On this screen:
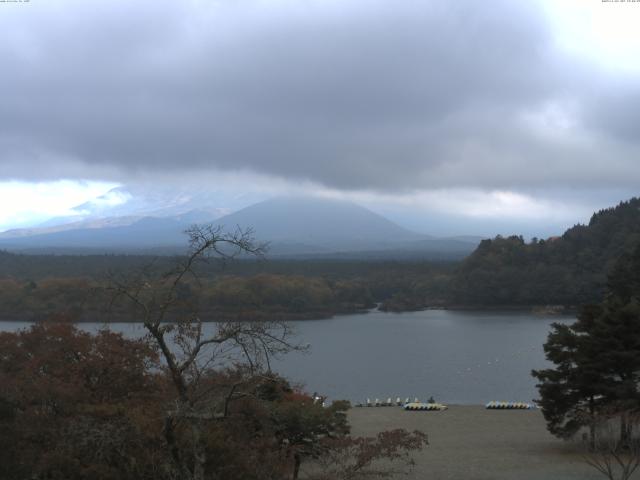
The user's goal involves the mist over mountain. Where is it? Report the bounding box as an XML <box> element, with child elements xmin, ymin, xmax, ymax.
<box><xmin>38</xmin><ymin>185</ymin><xmax>267</xmax><ymax>229</ymax></box>
<box><xmin>215</xmin><ymin>196</ymin><xmax>420</xmax><ymax>246</ymax></box>
<box><xmin>0</xmin><ymin>196</ymin><xmax>480</xmax><ymax>258</ymax></box>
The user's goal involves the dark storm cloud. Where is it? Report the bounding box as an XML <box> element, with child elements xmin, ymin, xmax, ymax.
<box><xmin>583</xmin><ymin>80</ymin><xmax>640</xmax><ymax>143</ymax></box>
<box><xmin>0</xmin><ymin>0</ymin><xmax>639</xmax><ymax>190</ymax></box>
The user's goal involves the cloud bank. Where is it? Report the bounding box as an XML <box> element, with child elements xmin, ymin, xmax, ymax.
<box><xmin>1</xmin><ymin>0</ymin><xmax>639</xmax><ymax>194</ymax></box>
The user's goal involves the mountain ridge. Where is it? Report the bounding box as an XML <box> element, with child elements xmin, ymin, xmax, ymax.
<box><xmin>0</xmin><ymin>196</ymin><xmax>480</xmax><ymax>259</ymax></box>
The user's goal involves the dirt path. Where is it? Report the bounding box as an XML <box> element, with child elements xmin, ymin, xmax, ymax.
<box><xmin>347</xmin><ymin>406</ymin><xmax>606</xmax><ymax>480</ymax></box>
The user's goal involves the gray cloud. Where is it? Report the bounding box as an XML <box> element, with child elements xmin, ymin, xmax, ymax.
<box><xmin>0</xmin><ymin>0</ymin><xmax>639</xmax><ymax>192</ymax></box>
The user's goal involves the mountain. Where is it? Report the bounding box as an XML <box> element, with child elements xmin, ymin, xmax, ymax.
<box><xmin>0</xmin><ymin>217</ymin><xmax>192</xmax><ymax>252</ymax></box>
<box><xmin>213</xmin><ymin>196</ymin><xmax>421</xmax><ymax>249</ymax></box>
<box><xmin>0</xmin><ymin>216</ymin><xmax>144</xmax><ymax>239</ymax></box>
<box><xmin>187</xmin><ymin>196</ymin><xmax>481</xmax><ymax>257</ymax></box>
<box><xmin>0</xmin><ymin>196</ymin><xmax>480</xmax><ymax>258</ymax></box>
<box><xmin>38</xmin><ymin>185</ymin><xmax>266</xmax><ymax>229</ymax></box>
<box><xmin>450</xmin><ymin>197</ymin><xmax>640</xmax><ymax>306</ymax></box>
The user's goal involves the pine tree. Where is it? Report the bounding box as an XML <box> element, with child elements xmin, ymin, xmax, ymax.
<box><xmin>532</xmin><ymin>306</ymin><xmax>606</xmax><ymax>442</ymax></box>
<box><xmin>533</xmin><ymin>244</ymin><xmax>640</xmax><ymax>444</ymax></box>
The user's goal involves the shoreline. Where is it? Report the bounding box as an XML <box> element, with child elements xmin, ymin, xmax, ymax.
<box><xmin>423</xmin><ymin>304</ymin><xmax>578</xmax><ymax>315</ymax></box>
<box><xmin>0</xmin><ymin>305</ymin><xmax>576</xmax><ymax>324</ymax></box>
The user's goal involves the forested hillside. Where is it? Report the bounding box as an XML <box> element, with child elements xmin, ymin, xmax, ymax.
<box><xmin>451</xmin><ymin>198</ymin><xmax>640</xmax><ymax>306</ymax></box>
<box><xmin>0</xmin><ymin>250</ymin><xmax>453</xmax><ymax>321</ymax></box>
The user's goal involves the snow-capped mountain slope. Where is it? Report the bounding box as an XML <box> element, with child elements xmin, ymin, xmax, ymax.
<box><xmin>0</xmin><ymin>196</ymin><xmax>480</xmax><ymax>258</ymax></box>
<box><xmin>39</xmin><ymin>185</ymin><xmax>266</xmax><ymax>228</ymax></box>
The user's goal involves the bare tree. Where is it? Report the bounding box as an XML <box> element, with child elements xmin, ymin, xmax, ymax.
<box><xmin>581</xmin><ymin>409</ymin><xmax>640</xmax><ymax>480</ymax></box>
<box><xmin>307</xmin><ymin>429</ymin><xmax>428</xmax><ymax>480</ymax></box>
<box><xmin>109</xmin><ymin>225</ymin><xmax>303</xmax><ymax>480</ymax></box>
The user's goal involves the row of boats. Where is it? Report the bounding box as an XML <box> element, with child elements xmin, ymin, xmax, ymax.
<box><xmin>485</xmin><ymin>401</ymin><xmax>534</xmax><ymax>409</ymax></box>
<box><xmin>404</xmin><ymin>402</ymin><xmax>448</xmax><ymax>411</ymax></box>
<box><xmin>355</xmin><ymin>397</ymin><xmax>428</xmax><ymax>407</ymax></box>
<box><xmin>354</xmin><ymin>397</ymin><xmax>535</xmax><ymax>411</ymax></box>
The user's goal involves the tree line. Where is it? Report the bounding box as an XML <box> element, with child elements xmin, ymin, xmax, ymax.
<box><xmin>451</xmin><ymin>198</ymin><xmax>640</xmax><ymax>307</ymax></box>
<box><xmin>0</xmin><ymin>274</ymin><xmax>378</xmax><ymax>322</ymax></box>
<box><xmin>0</xmin><ymin>252</ymin><xmax>454</xmax><ymax>321</ymax></box>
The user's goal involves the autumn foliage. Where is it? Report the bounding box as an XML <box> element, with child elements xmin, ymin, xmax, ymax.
<box><xmin>0</xmin><ymin>322</ymin><xmax>165</xmax><ymax>479</ymax></box>
<box><xmin>0</xmin><ymin>322</ymin><xmax>426</xmax><ymax>480</ymax></box>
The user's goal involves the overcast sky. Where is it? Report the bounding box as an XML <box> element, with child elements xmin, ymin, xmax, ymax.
<box><xmin>1</xmin><ymin>0</ymin><xmax>639</xmax><ymax>235</ymax></box>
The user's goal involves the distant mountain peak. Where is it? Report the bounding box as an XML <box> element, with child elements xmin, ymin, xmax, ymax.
<box><xmin>0</xmin><ymin>194</ymin><xmax>479</xmax><ymax>259</ymax></box>
<box><xmin>212</xmin><ymin>195</ymin><xmax>422</xmax><ymax>248</ymax></box>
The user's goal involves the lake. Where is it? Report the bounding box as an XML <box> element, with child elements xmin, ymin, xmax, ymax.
<box><xmin>0</xmin><ymin>309</ymin><xmax>571</xmax><ymax>405</ymax></box>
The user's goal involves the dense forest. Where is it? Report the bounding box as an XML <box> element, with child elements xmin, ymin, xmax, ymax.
<box><xmin>1</xmin><ymin>197</ymin><xmax>639</xmax><ymax>320</ymax></box>
<box><xmin>0</xmin><ymin>251</ymin><xmax>454</xmax><ymax>321</ymax></box>
<box><xmin>450</xmin><ymin>197</ymin><xmax>640</xmax><ymax>307</ymax></box>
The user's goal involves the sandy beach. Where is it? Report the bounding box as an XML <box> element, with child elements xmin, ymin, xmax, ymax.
<box><xmin>347</xmin><ymin>406</ymin><xmax>605</xmax><ymax>480</ymax></box>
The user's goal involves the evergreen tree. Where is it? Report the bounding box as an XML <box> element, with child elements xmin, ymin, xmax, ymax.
<box><xmin>532</xmin><ymin>306</ymin><xmax>607</xmax><ymax>441</ymax></box>
<box><xmin>533</xmin><ymin>244</ymin><xmax>640</xmax><ymax>443</ymax></box>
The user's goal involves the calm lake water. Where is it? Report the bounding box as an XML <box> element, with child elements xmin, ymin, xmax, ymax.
<box><xmin>0</xmin><ymin>309</ymin><xmax>571</xmax><ymax>405</ymax></box>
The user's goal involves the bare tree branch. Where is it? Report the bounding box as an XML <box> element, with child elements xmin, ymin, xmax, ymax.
<box><xmin>106</xmin><ymin>224</ymin><xmax>300</xmax><ymax>480</ymax></box>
